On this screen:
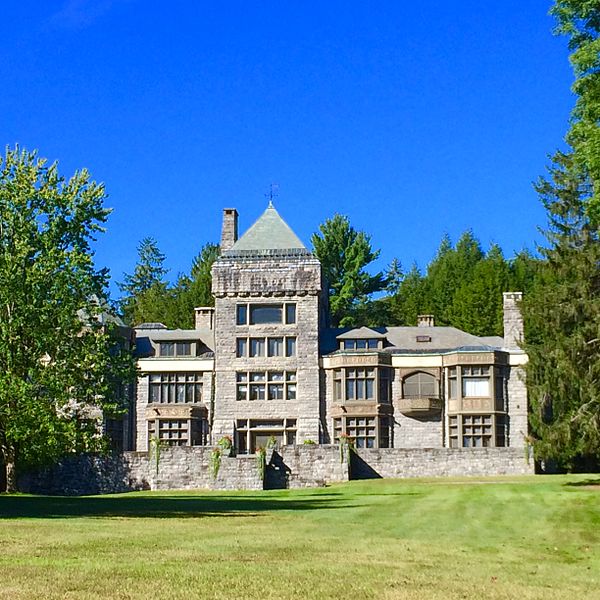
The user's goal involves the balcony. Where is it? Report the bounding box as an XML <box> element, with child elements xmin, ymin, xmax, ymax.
<box><xmin>398</xmin><ymin>396</ymin><xmax>443</xmax><ymax>417</ymax></box>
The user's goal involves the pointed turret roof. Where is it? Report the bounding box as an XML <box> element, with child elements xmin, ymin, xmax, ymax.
<box><xmin>222</xmin><ymin>203</ymin><xmax>311</xmax><ymax>258</ymax></box>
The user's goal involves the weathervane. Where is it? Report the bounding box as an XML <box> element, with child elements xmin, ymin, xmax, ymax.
<box><xmin>265</xmin><ymin>183</ymin><xmax>279</xmax><ymax>207</ymax></box>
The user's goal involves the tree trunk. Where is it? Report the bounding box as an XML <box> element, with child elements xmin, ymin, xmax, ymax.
<box><xmin>4</xmin><ymin>447</ymin><xmax>17</xmax><ymax>493</ymax></box>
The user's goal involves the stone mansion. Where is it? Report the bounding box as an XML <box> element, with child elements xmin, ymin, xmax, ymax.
<box><xmin>127</xmin><ymin>204</ymin><xmax>529</xmax><ymax>458</ymax></box>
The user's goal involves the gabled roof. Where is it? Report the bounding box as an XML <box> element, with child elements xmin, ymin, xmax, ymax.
<box><xmin>337</xmin><ymin>327</ymin><xmax>387</xmax><ymax>340</ymax></box>
<box><xmin>222</xmin><ymin>203</ymin><xmax>312</xmax><ymax>258</ymax></box>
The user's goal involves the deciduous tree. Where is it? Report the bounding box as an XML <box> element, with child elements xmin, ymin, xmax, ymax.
<box><xmin>0</xmin><ymin>147</ymin><xmax>135</xmax><ymax>492</ymax></box>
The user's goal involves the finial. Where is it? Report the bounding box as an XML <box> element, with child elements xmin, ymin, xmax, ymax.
<box><xmin>265</xmin><ymin>182</ymin><xmax>279</xmax><ymax>207</ymax></box>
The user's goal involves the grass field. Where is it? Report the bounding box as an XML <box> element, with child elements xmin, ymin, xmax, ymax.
<box><xmin>0</xmin><ymin>475</ymin><xmax>599</xmax><ymax>599</ymax></box>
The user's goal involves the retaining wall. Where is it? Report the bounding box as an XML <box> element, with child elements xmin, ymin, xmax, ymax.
<box><xmin>18</xmin><ymin>446</ymin><xmax>532</xmax><ymax>495</ymax></box>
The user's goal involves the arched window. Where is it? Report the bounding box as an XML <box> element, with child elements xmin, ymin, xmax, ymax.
<box><xmin>403</xmin><ymin>372</ymin><xmax>438</xmax><ymax>398</ymax></box>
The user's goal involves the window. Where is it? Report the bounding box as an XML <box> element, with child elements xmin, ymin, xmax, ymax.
<box><xmin>285</xmin><ymin>304</ymin><xmax>296</xmax><ymax>324</ymax></box>
<box><xmin>236</xmin><ymin>336</ymin><xmax>296</xmax><ymax>358</ymax></box>
<box><xmin>448</xmin><ymin>413</ymin><xmax>506</xmax><ymax>448</ymax></box>
<box><xmin>403</xmin><ymin>372</ymin><xmax>438</xmax><ymax>398</ymax></box>
<box><xmin>159</xmin><ymin>342</ymin><xmax>175</xmax><ymax>357</ymax></box>
<box><xmin>333</xmin><ymin>415</ymin><xmax>390</xmax><ymax>448</ymax></box>
<box><xmin>236</xmin><ymin>304</ymin><xmax>247</xmax><ymax>325</ymax></box>
<box><xmin>342</xmin><ymin>339</ymin><xmax>379</xmax><ymax>350</ymax></box>
<box><xmin>236</xmin><ymin>371</ymin><xmax>297</xmax><ymax>401</ymax></box>
<box><xmin>159</xmin><ymin>341</ymin><xmax>194</xmax><ymax>357</ymax></box>
<box><xmin>148</xmin><ymin>373</ymin><xmax>203</xmax><ymax>403</ymax></box>
<box><xmin>176</xmin><ymin>342</ymin><xmax>192</xmax><ymax>356</ymax></box>
<box><xmin>379</xmin><ymin>368</ymin><xmax>391</xmax><ymax>404</ymax></box>
<box><xmin>448</xmin><ymin>367</ymin><xmax>458</xmax><ymax>399</ymax></box>
<box><xmin>268</xmin><ymin>337</ymin><xmax>283</xmax><ymax>357</ymax></box>
<box><xmin>334</xmin><ymin>368</ymin><xmax>384</xmax><ymax>402</ymax></box>
<box><xmin>250</xmin><ymin>304</ymin><xmax>282</xmax><ymax>324</ymax></box>
<box><xmin>236</xmin><ymin>338</ymin><xmax>247</xmax><ymax>358</ymax></box>
<box><xmin>461</xmin><ymin>366</ymin><xmax>490</xmax><ymax>397</ymax></box>
<box><xmin>148</xmin><ymin>418</ymin><xmax>207</xmax><ymax>447</ymax></box>
<box><xmin>286</xmin><ymin>337</ymin><xmax>296</xmax><ymax>357</ymax></box>
<box><xmin>236</xmin><ymin>303</ymin><xmax>296</xmax><ymax>325</ymax></box>
<box><xmin>250</xmin><ymin>338</ymin><xmax>266</xmax><ymax>357</ymax></box>
<box><xmin>236</xmin><ymin>418</ymin><xmax>297</xmax><ymax>454</ymax></box>
<box><xmin>345</xmin><ymin>368</ymin><xmax>375</xmax><ymax>401</ymax></box>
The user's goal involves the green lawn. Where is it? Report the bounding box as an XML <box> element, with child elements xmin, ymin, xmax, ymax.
<box><xmin>0</xmin><ymin>475</ymin><xmax>599</xmax><ymax>599</ymax></box>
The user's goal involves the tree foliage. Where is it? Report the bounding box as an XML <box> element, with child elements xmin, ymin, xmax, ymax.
<box><xmin>524</xmin><ymin>151</ymin><xmax>600</xmax><ymax>468</ymax></box>
<box><xmin>311</xmin><ymin>214</ymin><xmax>387</xmax><ymax>327</ymax></box>
<box><xmin>0</xmin><ymin>147</ymin><xmax>135</xmax><ymax>492</ymax></box>
<box><xmin>551</xmin><ymin>0</ymin><xmax>600</xmax><ymax>225</ymax></box>
<box><xmin>118</xmin><ymin>241</ymin><xmax>219</xmax><ymax>329</ymax></box>
<box><xmin>118</xmin><ymin>237</ymin><xmax>168</xmax><ymax>326</ymax></box>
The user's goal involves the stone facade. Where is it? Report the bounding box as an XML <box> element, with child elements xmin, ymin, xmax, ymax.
<box><xmin>117</xmin><ymin>204</ymin><xmax>532</xmax><ymax>489</ymax></box>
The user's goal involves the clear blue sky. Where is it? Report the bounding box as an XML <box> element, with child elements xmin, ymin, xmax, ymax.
<box><xmin>1</xmin><ymin>1</ymin><xmax>574</xmax><ymax>297</ymax></box>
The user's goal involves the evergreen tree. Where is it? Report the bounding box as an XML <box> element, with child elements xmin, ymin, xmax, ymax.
<box><xmin>312</xmin><ymin>214</ymin><xmax>387</xmax><ymax>327</ymax></box>
<box><xmin>552</xmin><ymin>0</ymin><xmax>600</xmax><ymax>225</ymax></box>
<box><xmin>448</xmin><ymin>244</ymin><xmax>510</xmax><ymax>336</ymax></box>
<box><xmin>118</xmin><ymin>237</ymin><xmax>168</xmax><ymax>325</ymax></box>
<box><xmin>425</xmin><ymin>231</ymin><xmax>485</xmax><ymax>325</ymax></box>
<box><xmin>161</xmin><ymin>243</ymin><xmax>219</xmax><ymax>329</ymax></box>
<box><xmin>525</xmin><ymin>151</ymin><xmax>600</xmax><ymax>468</ymax></box>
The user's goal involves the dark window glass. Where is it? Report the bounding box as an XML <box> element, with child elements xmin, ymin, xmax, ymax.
<box><xmin>176</xmin><ymin>342</ymin><xmax>191</xmax><ymax>356</ymax></box>
<box><xmin>286</xmin><ymin>337</ymin><xmax>296</xmax><ymax>357</ymax></box>
<box><xmin>250</xmin><ymin>304</ymin><xmax>282</xmax><ymax>324</ymax></box>
<box><xmin>268</xmin><ymin>337</ymin><xmax>283</xmax><ymax>357</ymax></box>
<box><xmin>236</xmin><ymin>305</ymin><xmax>247</xmax><ymax>325</ymax></box>
<box><xmin>250</xmin><ymin>338</ymin><xmax>265</xmax><ymax>357</ymax></box>
<box><xmin>285</xmin><ymin>303</ymin><xmax>296</xmax><ymax>324</ymax></box>
<box><xmin>368</xmin><ymin>339</ymin><xmax>379</xmax><ymax>349</ymax></box>
<box><xmin>160</xmin><ymin>342</ymin><xmax>175</xmax><ymax>357</ymax></box>
<box><xmin>236</xmin><ymin>338</ymin><xmax>247</xmax><ymax>358</ymax></box>
<box><xmin>343</xmin><ymin>340</ymin><xmax>355</xmax><ymax>350</ymax></box>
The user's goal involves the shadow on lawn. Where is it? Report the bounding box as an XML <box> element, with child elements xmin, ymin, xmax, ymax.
<box><xmin>564</xmin><ymin>478</ymin><xmax>600</xmax><ymax>488</ymax></box>
<box><xmin>0</xmin><ymin>492</ymin><xmax>355</xmax><ymax>519</ymax></box>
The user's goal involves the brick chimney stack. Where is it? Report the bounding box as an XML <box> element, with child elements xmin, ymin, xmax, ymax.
<box><xmin>503</xmin><ymin>292</ymin><xmax>524</xmax><ymax>349</ymax></box>
<box><xmin>220</xmin><ymin>208</ymin><xmax>238</xmax><ymax>252</ymax></box>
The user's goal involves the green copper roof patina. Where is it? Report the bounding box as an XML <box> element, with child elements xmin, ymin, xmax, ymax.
<box><xmin>223</xmin><ymin>203</ymin><xmax>312</xmax><ymax>258</ymax></box>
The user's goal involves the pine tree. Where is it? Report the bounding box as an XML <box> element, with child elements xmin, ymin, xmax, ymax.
<box><xmin>525</xmin><ymin>151</ymin><xmax>600</xmax><ymax>468</ymax></box>
<box><xmin>312</xmin><ymin>214</ymin><xmax>387</xmax><ymax>327</ymax></box>
<box><xmin>118</xmin><ymin>237</ymin><xmax>168</xmax><ymax>325</ymax></box>
<box><xmin>552</xmin><ymin>0</ymin><xmax>600</xmax><ymax>225</ymax></box>
<box><xmin>449</xmin><ymin>244</ymin><xmax>510</xmax><ymax>336</ymax></box>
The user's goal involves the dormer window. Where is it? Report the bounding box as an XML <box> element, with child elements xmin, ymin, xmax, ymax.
<box><xmin>342</xmin><ymin>339</ymin><xmax>380</xmax><ymax>351</ymax></box>
<box><xmin>159</xmin><ymin>341</ymin><xmax>194</xmax><ymax>357</ymax></box>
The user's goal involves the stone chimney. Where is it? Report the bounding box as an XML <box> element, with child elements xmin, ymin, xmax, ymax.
<box><xmin>220</xmin><ymin>208</ymin><xmax>238</xmax><ymax>252</ymax></box>
<box><xmin>194</xmin><ymin>306</ymin><xmax>215</xmax><ymax>330</ymax></box>
<box><xmin>417</xmin><ymin>315</ymin><xmax>435</xmax><ymax>327</ymax></box>
<box><xmin>503</xmin><ymin>292</ymin><xmax>524</xmax><ymax>349</ymax></box>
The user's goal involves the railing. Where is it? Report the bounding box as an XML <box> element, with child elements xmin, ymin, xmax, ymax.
<box><xmin>398</xmin><ymin>396</ymin><xmax>443</xmax><ymax>416</ymax></box>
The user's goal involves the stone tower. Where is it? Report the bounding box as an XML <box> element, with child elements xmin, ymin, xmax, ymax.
<box><xmin>211</xmin><ymin>204</ymin><xmax>322</xmax><ymax>450</ymax></box>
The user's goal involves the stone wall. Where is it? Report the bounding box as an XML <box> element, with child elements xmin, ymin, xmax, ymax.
<box><xmin>19</xmin><ymin>447</ymin><xmax>262</xmax><ymax>495</ymax></box>
<box><xmin>350</xmin><ymin>447</ymin><xmax>533</xmax><ymax>479</ymax></box>
<box><xmin>18</xmin><ymin>445</ymin><xmax>532</xmax><ymax>495</ymax></box>
<box><xmin>274</xmin><ymin>445</ymin><xmax>349</xmax><ymax>488</ymax></box>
